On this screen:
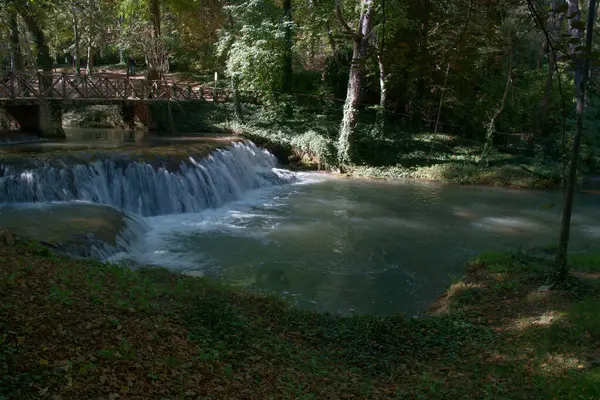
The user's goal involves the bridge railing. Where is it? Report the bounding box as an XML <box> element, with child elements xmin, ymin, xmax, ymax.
<box><xmin>0</xmin><ymin>71</ymin><xmax>228</xmax><ymax>102</ymax></box>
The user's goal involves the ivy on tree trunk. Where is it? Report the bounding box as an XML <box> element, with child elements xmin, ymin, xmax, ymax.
<box><xmin>336</xmin><ymin>0</ymin><xmax>374</xmax><ymax>166</ymax></box>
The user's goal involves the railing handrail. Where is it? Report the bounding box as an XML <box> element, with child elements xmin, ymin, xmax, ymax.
<box><xmin>0</xmin><ymin>70</ymin><xmax>232</xmax><ymax>102</ymax></box>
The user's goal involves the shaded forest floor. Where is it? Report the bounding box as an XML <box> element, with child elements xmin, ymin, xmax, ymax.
<box><xmin>1</xmin><ymin>232</ymin><xmax>599</xmax><ymax>399</ymax></box>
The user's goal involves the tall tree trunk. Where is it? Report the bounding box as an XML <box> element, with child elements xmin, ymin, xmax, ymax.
<box><xmin>378</xmin><ymin>0</ymin><xmax>387</xmax><ymax>109</ymax></box>
<box><xmin>18</xmin><ymin>8</ymin><xmax>52</xmax><ymax>72</ymax></box>
<box><xmin>336</xmin><ymin>0</ymin><xmax>374</xmax><ymax>166</ymax></box>
<box><xmin>411</xmin><ymin>0</ymin><xmax>430</xmax><ymax>132</ymax></box>
<box><xmin>226</xmin><ymin>10</ymin><xmax>244</xmax><ymax>122</ymax></box>
<box><xmin>554</xmin><ymin>0</ymin><xmax>596</xmax><ymax>281</ymax></box>
<box><xmin>150</xmin><ymin>0</ymin><xmax>161</xmax><ymax>38</ymax></box>
<box><xmin>147</xmin><ymin>0</ymin><xmax>161</xmax><ymax>81</ymax></box>
<box><xmin>282</xmin><ymin>0</ymin><xmax>293</xmax><ymax>94</ymax></box>
<box><xmin>86</xmin><ymin>37</ymin><xmax>93</xmax><ymax>76</ymax></box>
<box><xmin>534</xmin><ymin>0</ymin><xmax>558</xmax><ymax>135</ymax></box>
<box><xmin>482</xmin><ymin>41</ymin><xmax>513</xmax><ymax>162</ymax></box>
<box><xmin>73</xmin><ymin>12</ymin><xmax>81</xmax><ymax>76</ymax></box>
<box><xmin>9</xmin><ymin>11</ymin><xmax>23</xmax><ymax>71</ymax></box>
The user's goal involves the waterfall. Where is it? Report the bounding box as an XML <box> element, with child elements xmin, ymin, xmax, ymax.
<box><xmin>0</xmin><ymin>141</ymin><xmax>297</xmax><ymax>217</ymax></box>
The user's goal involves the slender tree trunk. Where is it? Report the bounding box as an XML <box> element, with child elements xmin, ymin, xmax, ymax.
<box><xmin>378</xmin><ymin>0</ymin><xmax>387</xmax><ymax>109</ymax></box>
<box><xmin>9</xmin><ymin>11</ymin><xmax>23</xmax><ymax>71</ymax></box>
<box><xmin>282</xmin><ymin>0</ymin><xmax>293</xmax><ymax>94</ymax></box>
<box><xmin>147</xmin><ymin>0</ymin><xmax>161</xmax><ymax>81</ymax></box>
<box><xmin>411</xmin><ymin>0</ymin><xmax>430</xmax><ymax>132</ymax></box>
<box><xmin>73</xmin><ymin>12</ymin><xmax>81</xmax><ymax>76</ymax></box>
<box><xmin>535</xmin><ymin>45</ymin><xmax>554</xmax><ymax>133</ymax></box>
<box><xmin>336</xmin><ymin>0</ymin><xmax>374</xmax><ymax>166</ymax></box>
<box><xmin>86</xmin><ymin>38</ymin><xmax>93</xmax><ymax>76</ymax></box>
<box><xmin>227</xmin><ymin>10</ymin><xmax>244</xmax><ymax>121</ymax></box>
<box><xmin>534</xmin><ymin>0</ymin><xmax>558</xmax><ymax>135</ymax></box>
<box><xmin>482</xmin><ymin>42</ymin><xmax>513</xmax><ymax>162</ymax></box>
<box><xmin>377</xmin><ymin>54</ymin><xmax>387</xmax><ymax>109</ymax></box>
<box><xmin>554</xmin><ymin>0</ymin><xmax>596</xmax><ymax>281</ymax></box>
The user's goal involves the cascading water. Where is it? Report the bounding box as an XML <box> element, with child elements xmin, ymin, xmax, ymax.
<box><xmin>0</xmin><ymin>141</ymin><xmax>297</xmax><ymax>217</ymax></box>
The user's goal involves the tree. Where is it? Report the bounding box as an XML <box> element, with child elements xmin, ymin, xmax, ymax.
<box><xmin>147</xmin><ymin>0</ymin><xmax>162</xmax><ymax>80</ymax></box>
<box><xmin>553</xmin><ymin>0</ymin><xmax>597</xmax><ymax>281</ymax></box>
<box><xmin>15</xmin><ymin>1</ymin><xmax>52</xmax><ymax>72</ymax></box>
<box><xmin>336</xmin><ymin>0</ymin><xmax>374</xmax><ymax>166</ymax></box>
<box><xmin>282</xmin><ymin>0</ymin><xmax>293</xmax><ymax>94</ymax></box>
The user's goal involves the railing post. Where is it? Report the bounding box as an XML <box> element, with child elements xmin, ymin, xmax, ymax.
<box><xmin>123</xmin><ymin>78</ymin><xmax>128</xmax><ymax>100</ymax></box>
<box><xmin>83</xmin><ymin>76</ymin><xmax>88</xmax><ymax>98</ymax></box>
<box><xmin>186</xmin><ymin>85</ymin><xmax>192</xmax><ymax>100</ymax></box>
<box><xmin>61</xmin><ymin>73</ymin><xmax>66</xmax><ymax>99</ymax></box>
<box><xmin>105</xmin><ymin>78</ymin><xmax>109</xmax><ymax>99</ymax></box>
<box><xmin>37</xmin><ymin>72</ymin><xmax>43</xmax><ymax>98</ymax></box>
<box><xmin>10</xmin><ymin>72</ymin><xmax>15</xmax><ymax>98</ymax></box>
<box><xmin>213</xmin><ymin>72</ymin><xmax>218</xmax><ymax>103</ymax></box>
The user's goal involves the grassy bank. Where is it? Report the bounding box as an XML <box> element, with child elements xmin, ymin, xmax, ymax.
<box><xmin>1</xmin><ymin>233</ymin><xmax>599</xmax><ymax>399</ymax></box>
<box><xmin>239</xmin><ymin>117</ymin><xmax>564</xmax><ymax>188</ymax></box>
<box><xmin>347</xmin><ymin>133</ymin><xmax>563</xmax><ymax>188</ymax></box>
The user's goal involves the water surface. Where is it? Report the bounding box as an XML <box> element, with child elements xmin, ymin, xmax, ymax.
<box><xmin>128</xmin><ymin>175</ymin><xmax>600</xmax><ymax>316</ymax></box>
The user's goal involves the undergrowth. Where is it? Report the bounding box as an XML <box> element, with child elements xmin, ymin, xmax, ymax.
<box><xmin>1</xmin><ymin>234</ymin><xmax>599</xmax><ymax>399</ymax></box>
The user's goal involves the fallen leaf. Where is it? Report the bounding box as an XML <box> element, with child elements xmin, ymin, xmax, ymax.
<box><xmin>39</xmin><ymin>359</ymin><xmax>49</xmax><ymax>366</ymax></box>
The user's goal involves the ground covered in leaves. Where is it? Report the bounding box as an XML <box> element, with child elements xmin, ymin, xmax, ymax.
<box><xmin>1</xmin><ymin>234</ymin><xmax>599</xmax><ymax>399</ymax></box>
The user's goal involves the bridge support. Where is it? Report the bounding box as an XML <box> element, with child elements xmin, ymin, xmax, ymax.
<box><xmin>121</xmin><ymin>103</ymin><xmax>157</xmax><ymax>132</ymax></box>
<box><xmin>1</xmin><ymin>101</ymin><xmax>65</xmax><ymax>138</ymax></box>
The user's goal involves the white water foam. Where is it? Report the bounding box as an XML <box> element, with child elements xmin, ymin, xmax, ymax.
<box><xmin>0</xmin><ymin>141</ymin><xmax>297</xmax><ymax>217</ymax></box>
<box><xmin>0</xmin><ymin>142</ymin><xmax>321</xmax><ymax>262</ymax></box>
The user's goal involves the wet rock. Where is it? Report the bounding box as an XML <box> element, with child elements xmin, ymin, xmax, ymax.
<box><xmin>0</xmin><ymin>203</ymin><xmax>146</xmax><ymax>259</ymax></box>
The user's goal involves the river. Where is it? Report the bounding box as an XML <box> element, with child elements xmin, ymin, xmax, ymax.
<box><xmin>122</xmin><ymin>174</ymin><xmax>599</xmax><ymax>316</ymax></box>
<box><xmin>1</xmin><ymin>131</ymin><xmax>598</xmax><ymax>316</ymax></box>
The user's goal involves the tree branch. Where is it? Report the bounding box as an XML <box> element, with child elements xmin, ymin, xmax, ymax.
<box><xmin>335</xmin><ymin>3</ymin><xmax>356</xmax><ymax>37</ymax></box>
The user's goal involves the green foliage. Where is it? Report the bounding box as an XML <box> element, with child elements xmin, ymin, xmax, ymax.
<box><xmin>217</xmin><ymin>0</ymin><xmax>291</xmax><ymax>106</ymax></box>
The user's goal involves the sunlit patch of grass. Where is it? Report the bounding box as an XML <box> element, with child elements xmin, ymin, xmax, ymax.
<box><xmin>509</xmin><ymin>311</ymin><xmax>565</xmax><ymax>331</ymax></box>
<box><xmin>537</xmin><ymin>352</ymin><xmax>583</xmax><ymax>375</ymax></box>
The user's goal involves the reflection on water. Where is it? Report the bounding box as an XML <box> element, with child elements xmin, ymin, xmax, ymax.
<box><xmin>129</xmin><ymin>176</ymin><xmax>600</xmax><ymax>317</ymax></box>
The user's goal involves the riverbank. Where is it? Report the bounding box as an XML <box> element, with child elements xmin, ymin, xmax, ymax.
<box><xmin>1</xmin><ymin>233</ymin><xmax>598</xmax><ymax>399</ymax></box>
<box><xmin>240</xmin><ymin>125</ymin><xmax>565</xmax><ymax>189</ymax></box>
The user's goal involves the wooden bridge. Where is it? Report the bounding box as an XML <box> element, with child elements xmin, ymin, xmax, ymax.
<box><xmin>0</xmin><ymin>71</ymin><xmax>229</xmax><ymax>103</ymax></box>
<box><xmin>0</xmin><ymin>71</ymin><xmax>232</xmax><ymax>138</ymax></box>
